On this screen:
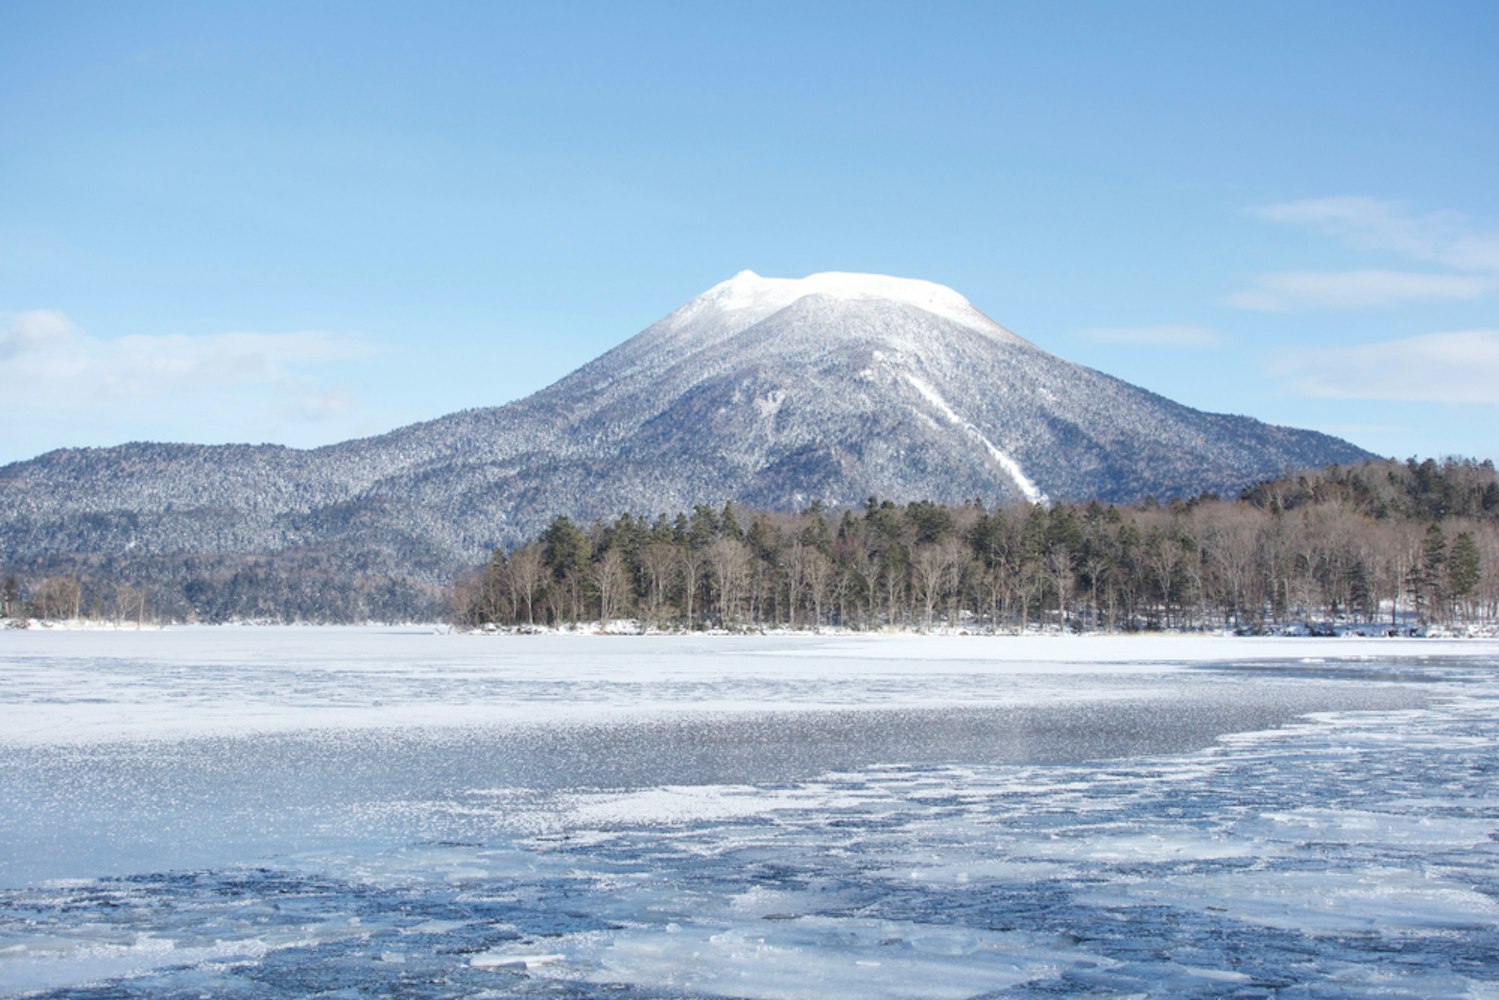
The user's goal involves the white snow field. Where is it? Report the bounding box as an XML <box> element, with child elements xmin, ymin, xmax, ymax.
<box><xmin>1</xmin><ymin>628</ymin><xmax>1496</xmax><ymax>998</ymax></box>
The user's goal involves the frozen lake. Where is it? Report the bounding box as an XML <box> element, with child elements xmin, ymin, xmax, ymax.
<box><xmin>1</xmin><ymin>628</ymin><xmax>1496</xmax><ymax>998</ymax></box>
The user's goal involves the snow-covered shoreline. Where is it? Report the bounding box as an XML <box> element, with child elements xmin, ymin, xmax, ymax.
<box><xmin>7</xmin><ymin>614</ymin><xmax>1497</xmax><ymax>638</ymax></box>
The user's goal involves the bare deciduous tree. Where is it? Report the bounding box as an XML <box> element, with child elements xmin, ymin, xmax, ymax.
<box><xmin>505</xmin><ymin>544</ymin><xmax>546</xmax><ymax>626</ymax></box>
<box><xmin>593</xmin><ymin>548</ymin><xmax>631</xmax><ymax>624</ymax></box>
<box><xmin>708</xmin><ymin>537</ymin><xmax>752</xmax><ymax>626</ymax></box>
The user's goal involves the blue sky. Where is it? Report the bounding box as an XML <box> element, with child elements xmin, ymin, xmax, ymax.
<box><xmin>3</xmin><ymin>1</ymin><xmax>1496</xmax><ymax>467</ymax></box>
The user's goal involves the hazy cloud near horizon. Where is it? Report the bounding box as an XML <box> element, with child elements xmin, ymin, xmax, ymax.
<box><xmin>0</xmin><ymin>310</ymin><xmax>379</xmax><ymax>461</ymax></box>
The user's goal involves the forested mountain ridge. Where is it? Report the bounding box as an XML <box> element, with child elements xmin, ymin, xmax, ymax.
<box><xmin>2</xmin><ymin>271</ymin><xmax>1375</xmax><ymax>621</ymax></box>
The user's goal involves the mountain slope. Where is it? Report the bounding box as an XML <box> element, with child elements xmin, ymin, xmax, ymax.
<box><xmin>0</xmin><ymin>271</ymin><xmax>1374</xmax><ymax>618</ymax></box>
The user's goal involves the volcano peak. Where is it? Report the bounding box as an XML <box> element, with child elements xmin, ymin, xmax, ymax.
<box><xmin>695</xmin><ymin>269</ymin><xmax>990</xmax><ymax>330</ymax></box>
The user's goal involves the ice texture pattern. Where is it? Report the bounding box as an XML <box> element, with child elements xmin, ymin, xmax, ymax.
<box><xmin>0</xmin><ymin>629</ymin><xmax>1496</xmax><ymax>998</ymax></box>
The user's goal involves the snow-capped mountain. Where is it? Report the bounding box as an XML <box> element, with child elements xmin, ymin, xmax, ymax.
<box><xmin>0</xmin><ymin>271</ymin><xmax>1372</xmax><ymax>616</ymax></box>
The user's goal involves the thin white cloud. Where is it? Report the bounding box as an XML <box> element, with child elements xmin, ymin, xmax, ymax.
<box><xmin>276</xmin><ymin>386</ymin><xmax>356</xmax><ymax>423</ymax></box>
<box><xmin>1074</xmin><ymin>324</ymin><xmax>1225</xmax><ymax>347</ymax></box>
<box><xmin>1252</xmin><ymin>197</ymin><xmax>1499</xmax><ymax>273</ymax></box>
<box><xmin>1232</xmin><ymin>197</ymin><xmax>1499</xmax><ymax>311</ymax></box>
<box><xmin>0</xmin><ymin>309</ymin><xmax>80</xmax><ymax>363</ymax></box>
<box><xmin>0</xmin><ymin>310</ymin><xmax>377</xmax><ymax>459</ymax></box>
<box><xmin>101</xmin><ymin>331</ymin><xmax>372</xmax><ymax>400</ymax></box>
<box><xmin>1228</xmin><ymin>270</ymin><xmax>1495</xmax><ymax>311</ymax></box>
<box><xmin>1271</xmin><ymin>329</ymin><xmax>1499</xmax><ymax>405</ymax></box>
<box><xmin>1</xmin><ymin>310</ymin><xmax>371</xmax><ymax>405</ymax></box>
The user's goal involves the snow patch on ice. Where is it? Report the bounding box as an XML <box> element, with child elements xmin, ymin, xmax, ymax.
<box><xmin>537</xmin><ymin>915</ymin><xmax>1102</xmax><ymax>1000</ymax></box>
<box><xmin>471</xmin><ymin>950</ymin><xmax>566</xmax><ymax>970</ymax></box>
<box><xmin>1105</xmin><ymin>867</ymin><xmax>1499</xmax><ymax>935</ymax></box>
<box><xmin>560</xmin><ymin>785</ymin><xmax>798</xmax><ymax>827</ymax></box>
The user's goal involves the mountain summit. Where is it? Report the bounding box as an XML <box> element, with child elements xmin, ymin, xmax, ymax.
<box><xmin>505</xmin><ymin>268</ymin><xmax>1365</xmax><ymax>512</ymax></box>
<box><xmin>0</xmin><ymin>271</ymin><xmax>1373</xmax><ymax>619</ymax></box>
<box><xmin>666</xmin><ymin>270</ymin><xmax>1014</xmax><ymax>337</ymax></box>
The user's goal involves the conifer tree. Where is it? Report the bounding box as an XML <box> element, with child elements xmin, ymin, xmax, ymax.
<box><xmin>1449</xmin><ymin>531</ymin><xmax>1481</xmax><ymax>622</ymax></box>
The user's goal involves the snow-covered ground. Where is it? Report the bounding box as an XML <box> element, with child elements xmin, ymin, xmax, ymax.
<box><xmin>1</xmin><ymin>629</ymin><xmax>1496</xmax><ymax>997</ymax></box>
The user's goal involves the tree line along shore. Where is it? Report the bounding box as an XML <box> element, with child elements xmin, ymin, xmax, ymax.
<box><xmin>4</xmin><ymin>457</ymin><xmax>1496</xmax><ymax>631</ymax></box>
<box><xmin>450</xmin><ymin>458</ymin><xmax>1499</xmax><ymax>634</ymax></box>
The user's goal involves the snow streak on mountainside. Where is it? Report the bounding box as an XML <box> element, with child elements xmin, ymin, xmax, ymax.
<box><xmin>0</xmin><ymin>271</ymin><xmax>1374</xmax><ymax>619</ymax></box>
<box><xmin>899</xmin><ymin>370</ymin><xmax>1048</xmax><ymax>505</ymax></box>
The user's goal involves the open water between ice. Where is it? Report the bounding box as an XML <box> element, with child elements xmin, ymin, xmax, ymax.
<box><xmin>0</xmin><ymin>630</ymin><xmax>1496</xmax><ymax>998</ymax></box>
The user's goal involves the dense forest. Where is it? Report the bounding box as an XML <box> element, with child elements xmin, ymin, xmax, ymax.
<box><xmin>450</xmin><ymin>458</ymin><xmax>1499</xmax><ymax>634</ymax></box>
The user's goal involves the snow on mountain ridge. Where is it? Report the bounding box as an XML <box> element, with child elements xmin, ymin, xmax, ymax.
<box><xmin>582</xmin><ymin>270</ymin><xmax>1023</xmax><ymax>413</ymax></box>
<box><xmin>672</xmin><ymin>270</ymin><xmax>1018</xmax><ymax>341</ymax></box>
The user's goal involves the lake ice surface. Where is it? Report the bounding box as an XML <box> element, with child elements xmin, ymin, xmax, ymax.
<box><xmin>0</xmin><ymin>629</ymin><xmax>1496</xmax><ymax>998</ymax></box>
